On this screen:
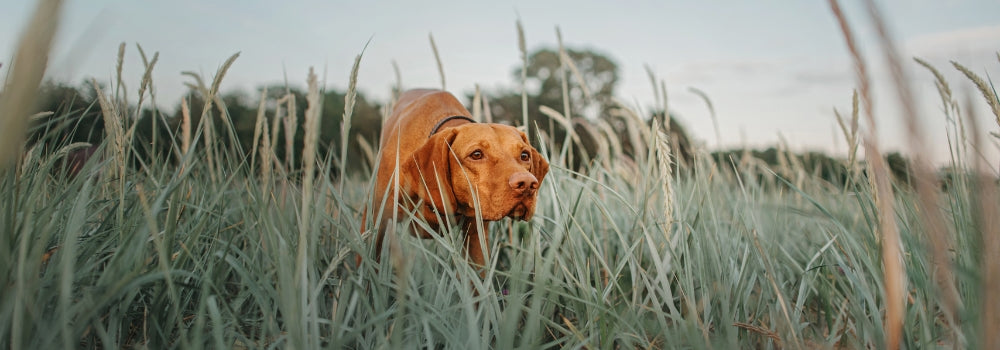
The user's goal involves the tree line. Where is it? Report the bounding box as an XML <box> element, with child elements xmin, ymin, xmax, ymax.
<box><xmin>26</xmin><ymin>46</ymin><xmax>924</xmax><ymax>187</ymax></box>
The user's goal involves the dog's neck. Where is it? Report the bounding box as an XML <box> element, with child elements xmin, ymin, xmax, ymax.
<box><xmin>428</xmin><ymin>115</ymin><xmax>476</xmax><ymax>137</ymax></box>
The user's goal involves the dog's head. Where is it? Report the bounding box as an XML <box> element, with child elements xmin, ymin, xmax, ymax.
<box><xmin>402</xmin><ymin>123</ymin><xmax>549</xmax><ymax>224</ymax></box>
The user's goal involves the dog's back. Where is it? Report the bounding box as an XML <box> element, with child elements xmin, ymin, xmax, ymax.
<box><xmin>380</xmin><ymin>89</ymin><xmax>471</xmax><ymax>147</ymax></box>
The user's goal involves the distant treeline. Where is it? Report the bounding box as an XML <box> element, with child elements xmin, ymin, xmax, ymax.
<box><xmin>710</xmin><ymin>148</ymin><xmax>915</xmax><ymax>188</ymax></box>
<box><xmin>27</xmin><ymin>47</ymin><xmax>698</xmax><ymax>177</ymax></box>
<box><xmin>25</xmin><ymin>46</ymin><xmax>947</xmax><ymax>188</ymax></box>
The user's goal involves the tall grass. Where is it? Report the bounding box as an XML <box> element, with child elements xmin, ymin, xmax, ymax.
<box><xmin>0</xmin><ymin>0</ymin><xmax>62</xmax><ymax>167</ymax></box>
<box><xmin>3</xmin><ymin>4</ymin><xmax>1000</xmax><ymax>349</ymax></box>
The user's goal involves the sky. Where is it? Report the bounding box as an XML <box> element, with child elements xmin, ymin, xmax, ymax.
<box><xmin>2</xmin><ymin>0</ymin><xmax>1000</xmax><ymax>166</ymax></box>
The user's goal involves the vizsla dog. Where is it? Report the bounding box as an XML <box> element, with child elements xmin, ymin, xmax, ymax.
<box><xmin>364</xmin><ymin>89</ymin><xmax>549</xmax><ymax>273</ymax></box>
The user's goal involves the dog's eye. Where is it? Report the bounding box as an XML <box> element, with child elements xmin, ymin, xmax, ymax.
<box><xmin>470</xmin><ymin>150</ymin><xmax>484</xmax><ymax>160</ymax></box>
<box><xmin>520</xmin><ymin>151</ymin><xmax>530</xmax><ymax>162</ymax></box>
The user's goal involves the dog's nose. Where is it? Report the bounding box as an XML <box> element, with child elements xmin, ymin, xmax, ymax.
<box><xmin>508</xmin><ymin>172</ymin><xmax>539</xmax><ymax>193</ymax></box>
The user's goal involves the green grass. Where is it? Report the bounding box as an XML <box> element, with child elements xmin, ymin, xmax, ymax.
<box><xmin>3</xmin><ymin>3</ymin><xmax>1000</xmax><ymax>349</ymax></box>
<box><xmin>3</xmin><ymin>82</ymin><xmax>997</xmax><ymax>349</ymax></box>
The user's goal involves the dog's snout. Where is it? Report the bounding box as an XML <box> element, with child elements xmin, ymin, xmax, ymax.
<box><xmin>509</xmin><ymin>172</ymin><xmax>539</xmax><ymax>193</ymax></box>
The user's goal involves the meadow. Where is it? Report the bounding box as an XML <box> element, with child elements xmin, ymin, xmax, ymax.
<box><xmin>2</xmin><ymin>1</ymin><xmax>999</xmax><ymax>349</ymax></box>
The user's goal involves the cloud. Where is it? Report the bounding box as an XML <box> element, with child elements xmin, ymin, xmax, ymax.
<box><xmin>905</xmin><ymin>25</ymin><xmax>1000</xmax><ymax>59</ymax></box>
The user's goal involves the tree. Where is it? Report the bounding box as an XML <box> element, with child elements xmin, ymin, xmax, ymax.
<box><xmin>480</xmin><ymin>47</ymin><xmax>693</xmax><ymax>172</ymax></box>
<box><xmin>517</xmin><ymin>48</ymin><xmax>619</xmax><ymax>119</ymax></box>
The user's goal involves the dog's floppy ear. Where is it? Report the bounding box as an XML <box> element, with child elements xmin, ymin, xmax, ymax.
<box><xmin>519</xmin><ymin>130</ymin><xmax>550</xmax><ymax>185</ymax></box>
<box><xmin>402</xmin><ymin>128</ymin><xmax>459</xmax><ymax>222</ymax></box>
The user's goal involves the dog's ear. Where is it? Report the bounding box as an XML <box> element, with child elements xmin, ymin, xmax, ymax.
<box><xmin>519</xmin><ymin>130</ymin><xmax>550</xmax><ymax>185</ymax></box>
<box><xmin>402</xmin><ymin>128</ymin><xmax>459</xmax><ymax>222</ymax></box>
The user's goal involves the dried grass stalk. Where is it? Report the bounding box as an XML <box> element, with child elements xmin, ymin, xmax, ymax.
<box><xmin>645</xmin><ymin>64</ymin><xmax>661</xmax><ymax>114</ymax></box>
<box><xmin>283</xmin><ymin>93</ymin><xmax>298</xmax><ymax>171</ymax></box>
<box><xmin>562</xmin><ymin>50</ymin><xmax>592</xmax><ymax>102</ymax></box>
<box><xmin>429</xmin><ymin>33</ymin><xmax>446</xmax><ymax>90</ymax></box>
<box><xmin>689</xmin><ymin>87</ymin><xmax>720</xmax><ymax>148</ymax></box>
<box><xmin>834</xmin><ymin>90</ymin><xmax>861</xmax><ymax>172</ymax></box>
<box><xmin>91</xmin><ymin>79</ymin><xmax>124</xmax><ymax>179</ymax></box>
<box><xmin>355</xmin><ymin>135</ymin><xmax>375</xmax><ymax>171</ymax></box>
<box><xmin>557</xmin><ymin>27</ymin><xmax>571</xmax><ymax>120</ymax></box>
<box><xmin>391</xmin><ymin>59</ymin><xmax>402</xmax><ymax>101</ymax></box>
<box><xmin>653</xmin><ymin>120</ymin><xmax>674</xmax><ymax>241</ymax></box>
<box><xmin>612</xmin><ymin>98</ymin><xmax>651</xmax><ymax>159</ymax></box>
<box><xmin>828</xmin><ymin>1</ymin><xmax>906</xmax><ymax>348</ymax></box>
<box><xmin>596</xmin><ymin>118</ymin><xmax>623</xmax><ymax>165</ymax></box>
<box><xmin>340</xmin><ymin>51</ymin><xmax>363</xmax><ymax>191</ymax></box>
<box><xmin>660</xmin><ymin>80</ymin><xmax>670</xmax><ymax>135</ymax></box>
<box><xmin>517</xmin><ymin>19</ymin><xmax>529</xmax><ymax>129</ymax></box>
<box><xmin>0</xmin><ymin>0</ymin><xmax>62</xmax><ymax>168</ymax></box>
<box><xmin>298</xmin><ymin>67</ymin><xmax>322</xmax><ymax>301</ymax></box>
<box><xmin>250</xmin><ymin>87</ymin><xmax>268</xmax><ymax>171</ymax></box>
<box><xmin>134</xmin><ymin>44</ymin><xmax>159</xmax><ymax>116</ymax></box>
<box><xmin>260</xmin><ymin>122</ymin><xmax>273</xmax><ymax>189</ymax></box>
<box><xmin>733</xmin><ymin>322</ymin><xmax>782</xmax><ymax>348</ymax></box>
<box><xmin>115</xmin><ymin>42</ymin><xmax>127</xmax><ymax>105</ymax></box>
<box><xmin>482</xmin><ymin>93</ymin><xmax>494</xmax><ymax>124</ymax></box>
<box><xmin>862</xmin><ymin>2</ymin><xmax>964</xmax><ymax>346</ymax></box>
<box><xmin>472</xmin><ymin>85</ymin><xmax>482</xmax><ymax>122</ymax></box>
<box><xmin>539</xmin><ymin>105</ymin><xmax>582</xmax><ymax>158</ymax></box>
<box><xmin>965</xmin><ymin>93</ymin><xmax>1000</xmax><ymax>350</ymax></box>
<box><xmin>180</xmin><ymin>96</ymin><xmax>191</xmax><ymax>155</ymax></box>
<box><xmin>952</xmin><ymin>61</ymin><xmax>1000</xmax><ymax>128</ymax></box>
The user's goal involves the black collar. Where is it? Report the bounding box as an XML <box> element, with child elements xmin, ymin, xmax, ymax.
<box><xmin>429</xmin><ymin>116</ymin><xmax>476</xmax><ymax>138</ymax></box>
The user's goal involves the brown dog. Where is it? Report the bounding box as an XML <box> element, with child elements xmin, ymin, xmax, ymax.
<box><xmin>364</xmin><ymin>89</ymin><xmax>549</xmax><ymax>273</ymax></box>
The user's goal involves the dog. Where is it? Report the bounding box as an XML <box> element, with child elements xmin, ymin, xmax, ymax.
<box><xmin>363</xmin><ymin>89</ymin><xmax>549</xmax><ymax>274</ymax></box>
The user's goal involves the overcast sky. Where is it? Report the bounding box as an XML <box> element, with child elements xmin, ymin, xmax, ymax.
<box><xmin>3</xmin><ymin>0</ymin><xmax>999</xmax><ymax>165</ymax></box>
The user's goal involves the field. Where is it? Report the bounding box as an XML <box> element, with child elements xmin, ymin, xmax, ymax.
<box><xmin>3</xmin><ymin>1</ymin><xmax>1000</xmax><ymax>349</ymax></box>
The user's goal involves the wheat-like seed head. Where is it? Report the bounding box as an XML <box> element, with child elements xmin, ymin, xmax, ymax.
<box><xmin>91</xmin><ymin>79</ymin><xmax>124</xmax><ymax>175</ymax></box>
<box><xmin>250</xmin><ymin>87</ymin><xmax>268</xmax><ymax>171</ymax></box>
<box><xmin>210</xmin><ymin>53</ymin><xmax>240</xmax><ymax>97</ymax></box>
<box><xmin>283</xmin><ymin>93</ymin><xmax>297</xmax><ymax>171</ymax></box>
<box><xmin>914</xmin><ymin>58</ymin><xmax>953</xmax><ymax>104</ymax></box>
<box><xmin>180</xmin><ymin>96</ymin><xmax>191</xmax><ymax>155</ymax></box>
<box><xmin>260</xmin><ymin>121</ymin><xmax>273</xmax><ymax>189</ymax></box>
<box><xmin>953</xmin><ymin>61</ymin><xmax>1000</xmax><ymax>128</ymax></box>
<box><xmin>653</xmin><ymin>120</ymin><xmax>674</xmax><ymax>241</ymax></box>
<box><xmin>134</xmin><ymin>45</ymin><xmax>158</xmax><ymax>116</ymax></box>
<box><xmin>301</xmin><ymin>67</ymin><xmax>321</xmax><ymax>213</ymax></box>
<box><xmin>472</xmin><ymin>85</ymin><xmax>482</xmax><ymax>122</ymax></box>
<box><xmin>482</xmin><ymin>93</ymin><xmax>493</xmax><ymax>124</ymax></box>
<box><xmin>115</xmin><ymin>42</ymin><xmax>127</xmax><ymax>105</ymax></box>
<box><xmin>340</xmin><ymin>51</ymin><xmax>363</xmax><ymax>191</ymax></box>
<box><xmin>296</xmin><ymin>67</ymin><xmax>322</xmax><ymax>307</ymax></box>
